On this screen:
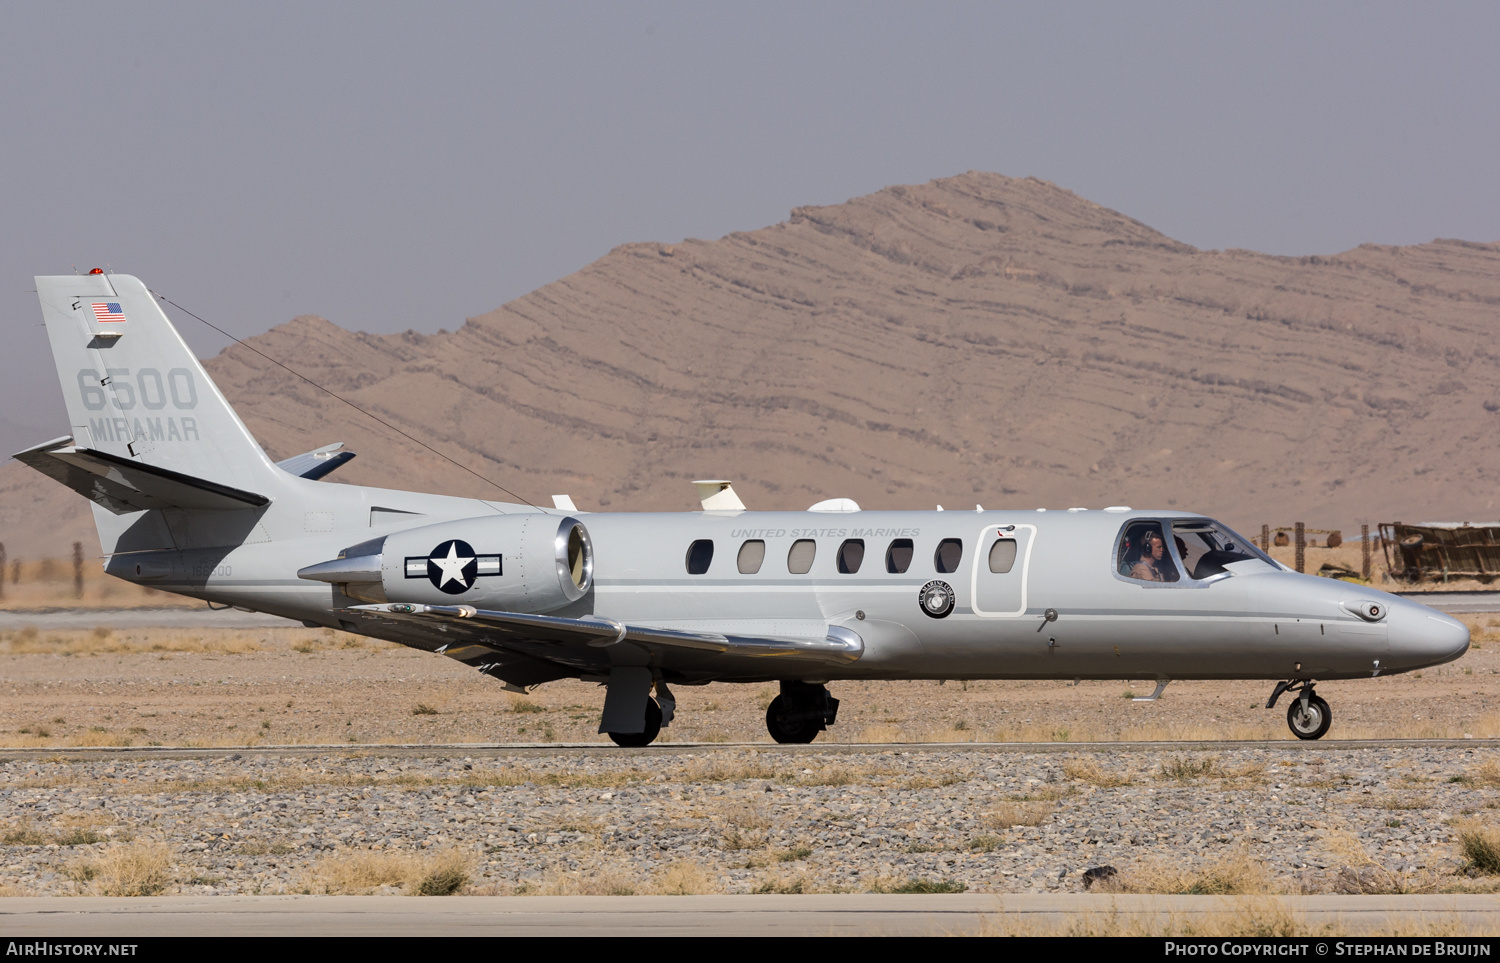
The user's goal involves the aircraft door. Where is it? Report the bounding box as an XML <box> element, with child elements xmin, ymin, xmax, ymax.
<box><xmin>971</xmin><ymin>524</ymin><xmax>1036</xmax><ymax>617</ymax></box>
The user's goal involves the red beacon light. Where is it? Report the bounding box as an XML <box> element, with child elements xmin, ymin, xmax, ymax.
<box><xmin>88</xmin><ymin>268</ymin><xmax>104</xmax><ymax>275</ymax></box>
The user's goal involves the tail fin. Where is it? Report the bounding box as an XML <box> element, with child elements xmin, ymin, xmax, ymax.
<box><xmin>34</xmin><ymin>273</ymin><xmax>280</xmax><ymax>490</ymax></box>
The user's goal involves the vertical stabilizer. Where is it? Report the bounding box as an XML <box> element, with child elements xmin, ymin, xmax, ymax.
<box><xmin>34</xmin><ymin>273</ymin><xmax>279</xmax><ymax>490</ymax></box>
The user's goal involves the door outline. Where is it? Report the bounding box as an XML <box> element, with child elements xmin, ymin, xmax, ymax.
<box><xmin>970</xmin><ymin>523</ymin><xmax>1037</xmax><ymax>618</ymax></box>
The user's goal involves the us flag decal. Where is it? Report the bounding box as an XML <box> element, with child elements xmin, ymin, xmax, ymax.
<box><xmin>91</xmin><ymin>302</ymin><xmax>126</xmax><ymax>323</ymax></box>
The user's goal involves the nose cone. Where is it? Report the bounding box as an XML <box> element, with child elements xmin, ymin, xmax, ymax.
<box><xmin>1388</xmin><ymin>600</ymin><xmax>1469</xmax><ymax>670</ymax></box>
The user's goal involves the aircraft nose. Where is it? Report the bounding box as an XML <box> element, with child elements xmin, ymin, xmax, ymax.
<box><xmin>1388</xmin><ymin>600</ymin><xmax>1469</xmax><ymax>669</ymax></box>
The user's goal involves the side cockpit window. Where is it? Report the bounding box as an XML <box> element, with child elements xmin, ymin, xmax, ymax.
<box><xmin>1117</xmin><ymin>522</ymin><xmax>1179</xmax><ymax>583</ymax></box>
<box><xmin>1172</xmin><ymin>520</ymin><xmax>1267</xmax><ymax>580</ymax></box>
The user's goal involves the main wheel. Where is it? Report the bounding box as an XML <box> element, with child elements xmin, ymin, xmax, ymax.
<box><xmin>607</xmin><ymin>697</ymin><xmax>662</xmax><ymax>748</ymax></box>
<box><xmin>1287</xmin><ymin>694</ymin><xmax>1331</xmax><ymax>740</ymax></box>
<box><xmin>766</xmin><ymin>695</ymin><xmax>821</xmax><ymax>744</ymax></box>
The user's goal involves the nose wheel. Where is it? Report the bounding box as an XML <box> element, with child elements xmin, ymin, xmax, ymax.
<box><xmin>1287</xmin><ymin>693</ymin><xmax>1331</xmax><ymax>740</ymax></box>
<box><xmin>1267</xmin><ymin>680</ymin><xmax>1331</xmax><ymax>740</ymax></box>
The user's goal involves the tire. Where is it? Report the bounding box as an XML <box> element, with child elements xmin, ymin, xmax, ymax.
<box><xmin>607</xmin><ymin>697</ymin><xmax>662</xmax><ymax>748</ymax></box>
<box><xmin>766</xmin><ymin>695</ymin><xmax>821</xmax><ymax>744</ymax></box>
<box><xmin>1287</xmin><ymin>694</ymin><xmax>1331</xmax><ymax>740</ymax></box>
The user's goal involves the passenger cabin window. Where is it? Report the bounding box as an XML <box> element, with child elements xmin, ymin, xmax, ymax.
<box><xmin>886</xmin><ymin>538</ymin><xmax>914</xmax><ymax>573</ymax></box>
<box><xmin>837</xmin><ymin>539</ymin><xmax>865</xmax><ymax>574</ymax></box>
<box><xmin>685</xmin><ymin>539</ymin><xmax>714</xmax><ymax>575</ymax></box>
<box><xmin>1117</xmin><ymin>522</ymin><xmax>1180</xmax><ymax>583</ymax></box>
<box><xmin>934</xmin><ymin>538</ymin><xmax>963</xmax><ymax>574</ymax></box>
<box><xmin>787</xmin><ymin>539</ymin><xmax>817</xmax><ymax>575</ymax></box>
<box><xmin>988</xmin><ymin>538</ymin><xmax>1018</xmax><ymax>574</ymax></box>
<box><xmin>737</xmin><ymin>540</ymin><xmax>765</xmax><ymax>574</ymax></box>
<box><xmin>1172</xmin><ymin>520</ymin><xmax>1266</xmax><ymax>580</ymax></box>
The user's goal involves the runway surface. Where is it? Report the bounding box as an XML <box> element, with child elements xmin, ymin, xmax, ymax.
<box><xmin>1397</xmin><ymin>592</ymin><xmax>1500</xmax><ymax>613</ymax></box>
<box><xmin>1</xmin><ymin>894</ymin><xmax>1497</xmax><ymax>936</ymax></box>
<box><xmin>0</xmin><ymin>607</ymin><xmax>300</xmax><ymax>629</ymax></box>
<box><xmin>0</xmin><ymin>738</ymin><xmax>1496</xmax><ymax>760</ymax></box>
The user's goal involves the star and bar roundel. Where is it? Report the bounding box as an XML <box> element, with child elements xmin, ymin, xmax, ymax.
<box><xmin>404</xmin><ymin>540</ymin><xmax>502</xmax><ymax>595</ymax></box>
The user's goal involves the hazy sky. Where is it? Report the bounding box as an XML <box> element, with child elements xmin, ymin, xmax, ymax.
<box><xmin>2</xmin><ymin>2</ymin><xmax>1496</xmax><ymax>443</ymax></box>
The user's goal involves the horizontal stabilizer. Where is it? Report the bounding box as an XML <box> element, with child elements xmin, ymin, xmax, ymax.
<box><xmin>276</xmin><ymin>442</ymin><xmax>356</xmax><ymax>480</ymax></box>
<box><xmin>349</xmin><ymin>603</ymin><xmax>864</xmax><ymax>665</ymax></box>
<box><xmin>14</xmin><ymin>437</ymin><xmax>270</xmax><ymax>514</ymax></box>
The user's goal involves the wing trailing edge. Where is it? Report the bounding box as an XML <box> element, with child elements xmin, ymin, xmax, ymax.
<box><xmin>349</xmin><ymin>602</ymin><xmax>865</xmax><ymax>665</ymax></box>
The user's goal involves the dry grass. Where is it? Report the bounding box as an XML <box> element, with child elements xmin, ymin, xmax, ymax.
<box><xmin>1455</xmin><ymin>821</ymin><xmax>1500</xmax><ymax>876</ymax></box>
<box><xmin>305</xmin><ymin>846</ymin><xmax>473</xmax><ymax>895</ymax></box>
<box><xmin>66</xmin><ymin>840</ymin><xmax>174</xmax><ymax>896</ymax></box>
<box><xmin>1322</xmin><ymin>830</ymin><xmax>1439</xmax><ymax>894</ymax></box>
<box><xmin>982</xmin><ymin>898</ymin><xmax>1496</xmax><ymax>937</ymax></box>
<box><xmin>681</xmin><ymin>757</ymin><xmax>783</xmax><ymax>783</ymax></box>
<box><xmin>2</xmin><ymin>820</ymin><xmax>103</xmax><ymax>847</ymax></box>
<box><xmin>653</xmin><ymin>860</ymin><xmax>723</xmax><ymax>895</ymax></box>
<box><xmin>1100</xmin><ymin>848</ymin><xmax>1283</xmax><ymax>896</ymax></box>
<box><xmin>981</xmin><ymin>897</ymin><xmax>1304</xmax><ymax>937</ymax></box>
<box><xmin>1457</xmin><ymin>758</ymin><xmax>1500</xmax><ymax>787</ymax></box>
<box><xmin>1063</xmin><ymin>758</ymin><xmax>1132</xmax><ymax>788</ymax></box>
<box><xmin>979</xmin><ymin>802</ymin><xmax>1053</xmax><ymax>829</ymax></box>
<box><xmin>528</xmin><ymin>859</ymin><xmax>721</xmax><ymax>896</ymax></box>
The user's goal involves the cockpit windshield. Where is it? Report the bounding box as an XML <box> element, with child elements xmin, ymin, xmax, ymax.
<box><xmin>1171</xmin><ymin>519</ymin><xmax>1274</xmax><ymax>580</ymax></box>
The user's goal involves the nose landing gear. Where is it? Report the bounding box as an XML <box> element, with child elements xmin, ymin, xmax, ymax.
<box><xmin>1267</xmin><ymin>680</ymin><xmax>1332</xmax><ymax>740</ymax></box>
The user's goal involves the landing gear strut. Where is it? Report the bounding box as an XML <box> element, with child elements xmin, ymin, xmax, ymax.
<box><xmin>766</xmin><ymin>681</ymin><xmax>839</xmax><ymax>744</ymax></box>
<box><xmin>1266</xmin><ymin>680</ymin><xmax>1331</xmax><ymax>741</ymax></box>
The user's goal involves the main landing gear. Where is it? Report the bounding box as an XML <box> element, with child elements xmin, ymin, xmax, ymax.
<box><xmin>1266</xmin><ymin>680</ymin><xmax>1331</xmax><ymax>741</ymax></box>
<box><xmin>765</xmin><ymin>681</ymin><xmax>840</xmax><ymax>745</ymax></box>
<box><xmin>600</xmin><ymin>669</ymin><xmax>675</xmax><ymax>747</ymax></box>
<box><xmin>607</xmin><ymin>698</ymin><xmax>662</xmax><ymax>748</ymax></box>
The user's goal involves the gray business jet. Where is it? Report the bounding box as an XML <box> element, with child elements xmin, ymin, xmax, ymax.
<box><xmin>16</xmin><ymin>273</ymin><xmax>1470</xmax><ymax>745</ymax></box>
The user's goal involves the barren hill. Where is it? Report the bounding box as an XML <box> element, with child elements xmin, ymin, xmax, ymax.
<box><xmin>4</xmin><ymin>171</ymin><xmax>1500</xmax><ymax>558</ymax></box>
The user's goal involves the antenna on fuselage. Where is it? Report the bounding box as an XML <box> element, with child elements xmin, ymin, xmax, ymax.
<box><xmin>693</xmin><ymin>480</ymin><xmax>746</xmax><ymax>511</ymax></box>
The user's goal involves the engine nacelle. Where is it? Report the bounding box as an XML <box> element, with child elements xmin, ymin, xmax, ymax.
<box><xmin>299</xmin><ymin>513</ymin><xmax>593</xmax><ymax>614</ymax></box>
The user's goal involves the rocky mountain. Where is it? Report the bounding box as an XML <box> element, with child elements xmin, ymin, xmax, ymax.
<box><xmin>4</xmin><ymin>171</ymin><xmax>1499</xmax><ymax>558</ymax></box>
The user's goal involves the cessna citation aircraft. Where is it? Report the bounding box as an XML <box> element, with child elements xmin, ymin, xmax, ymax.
<box><xmin>17</xmin><ymin>273</ymin><xmax>1470</xmax><ymax>746</ymax></box>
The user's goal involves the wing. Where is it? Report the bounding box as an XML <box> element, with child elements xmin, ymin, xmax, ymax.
<box><xmin>348</xmin><ymin>602</ymin><xmax>864</xmax><ymax>667</ymax></box>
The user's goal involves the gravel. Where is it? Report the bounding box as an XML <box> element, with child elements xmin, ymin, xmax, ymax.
<box><xmin>1</xmin><ymin>744</ymin><xmax>1495</xmax><ymax>896</ymax></box>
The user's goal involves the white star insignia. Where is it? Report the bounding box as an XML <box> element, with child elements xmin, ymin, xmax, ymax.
<box><xmin>431</xmin><ymin>542</ymin><xmax>475</xmax><ymax>589</ymax></box>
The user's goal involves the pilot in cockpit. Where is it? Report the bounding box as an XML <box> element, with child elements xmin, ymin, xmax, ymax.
<box><xmin>1124</xmin><ymin>527</ymin><xmax>1180</xmax><ymax>582</ymax></box>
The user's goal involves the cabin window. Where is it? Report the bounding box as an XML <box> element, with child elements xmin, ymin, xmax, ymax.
<box><xmin>787</xmin><ymin>539</ymin><xmax>817</xmax><ymax>575</ymax></box>
<box><xmin>685</xmin><ymin>539</ymin><xmax>714</xmax><ymax>575</ymax></box>
<box><xmin>836</xmin><ymin>539</ymin><xmax>865</xmax><ymax>574</ymax></box>
<box><xmin>934</xmin><ymin>538</ymin><xmax>963</xmax><ymax>574</ymax></box>
<box><xmin>1116</xmin><ymin>521</ymin><xmax>1180</xmax><ymax>583</ymax></box>
<box><xmin>737</xmin><ymin>539</ymin><xmax>765</xmax><ymax>575</ymax></box>
<box><xmin>886</xmin><ymin>538</ymin><xmax>914</xmax><ymax>573</ymax></box>
<box><xmin>988</xmin><ymin>538</ymin><xmax>1018</xmax><ymax>574</ymax></box>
